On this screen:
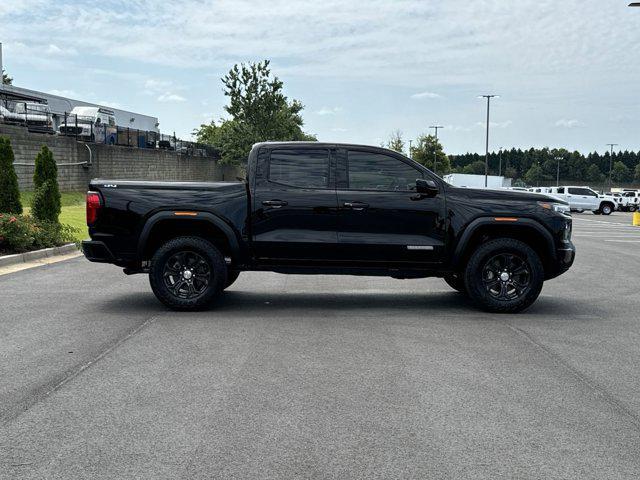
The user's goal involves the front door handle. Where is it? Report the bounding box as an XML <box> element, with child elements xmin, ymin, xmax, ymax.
<box><xmin>262</xmin><ymin>199</ymin><xmax>288</xmax><ymax>208</ymax></box>
<box><xmin>344</xmin><ymin>201</ymin><xmax>369</xmax><ymax>211</ymax></box>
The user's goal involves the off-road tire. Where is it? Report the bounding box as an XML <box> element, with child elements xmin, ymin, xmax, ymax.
<box><xmin>443</xmin><ymin>273</ymin><xmax>466</xmax><ymax>293</ymax></box>
<box><xmin>223</xmin><ymin>270</ymin><xmax>240</xmax><ymax>290</ymax></box>
<box><xmin>464</xmin><ymin>238</ymin><xmax>544</xmax><ymax>313</ymax></box>
<box><xmin>149</xmin><ymin>236</ymin><xmax>227</xmax><ymax>311</ymax></box>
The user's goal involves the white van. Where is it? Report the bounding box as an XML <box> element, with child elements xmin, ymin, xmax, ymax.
<box><xmin>58</xmin><ymin>106</ymin><xmax>117</xmax><ymax>144</ymax></box>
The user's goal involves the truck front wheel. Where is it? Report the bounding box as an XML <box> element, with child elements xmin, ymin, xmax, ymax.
<box><xmin>464</xmin><ymin>238</ymin><xmax>544</xmax><ymax>313</ymax></box>
<box><xmin>149</xmin><ymin>236</ymin><xmax>227</xmax><ymax>311</ymax></box>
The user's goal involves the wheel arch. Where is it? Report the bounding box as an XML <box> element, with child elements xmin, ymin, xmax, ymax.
<box><xmin>137</xmin><ymin>211</ymin><xmax>241</xmax><ymax>263</ymax></box>
<box><xmin>452</xmin><ymin>217</ymin><xmax>556</xmax><ymax>277</ymax></box>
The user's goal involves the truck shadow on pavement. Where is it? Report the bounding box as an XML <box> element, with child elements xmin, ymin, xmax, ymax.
<box><xmin>98</xmin><ymin>290</ymin><xmax>594</xmax><ymax>319</ymax></box>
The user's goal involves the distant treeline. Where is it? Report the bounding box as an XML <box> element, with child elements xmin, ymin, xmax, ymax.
<box><xmin>449</xmin><ymin>148</ymin><xmax>640</xmax><ymax>185</ymax></box>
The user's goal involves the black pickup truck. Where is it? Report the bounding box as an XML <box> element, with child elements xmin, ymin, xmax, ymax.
<box><xmin>82</xmin><ymin>142</ymin><xmax>575</xmax><ymax>313</ymax></box>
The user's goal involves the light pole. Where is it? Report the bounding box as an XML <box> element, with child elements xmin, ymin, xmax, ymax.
<box><xmin>555</xmin><ymin>156</ymin><xmax>563</xmax><ymax>187</ymax></box>
<box><xmin>606</xmin><ymin>143</ymin><xmax>618</xmax><ymax>190</ymax></box>
<box><xmin>498</xmin><ymin>147</ymin><xmax>504</xmax><ymax>176</ymax></box>
<box><xmin>479</xmin><ymin>95</ymin><xmax>498</xmax><ymax>187</ymax></box>
<box><xmin>408</xmin><ymin>139</ymin><xmax>413</xmax><ymax>159</ymax></box>
<box><xmin>429</xmin><ymin>125</ymin><xmax>443</xmax><ymax>174</ymax></box>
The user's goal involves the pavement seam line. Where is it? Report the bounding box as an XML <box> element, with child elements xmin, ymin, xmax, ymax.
<box><xmin>505</xmin><ymin>322</ymin><xmax>640</xmax><ymax>432</ymax></box>
<box><xmin>0</xmin><ymin>313</ymin><xmax>161</xmax><ymax>426</ymax></box>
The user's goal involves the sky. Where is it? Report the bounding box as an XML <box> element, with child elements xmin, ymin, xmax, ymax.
<box><xmin>1</xmin><ymin>0</ymin><xmax>638</xmax><ymax>154</ymax></box>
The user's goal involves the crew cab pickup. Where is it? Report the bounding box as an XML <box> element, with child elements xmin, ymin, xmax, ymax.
<box><xmin>82</xmin><ymin>142</ymin><xmax>575</xmax><ymax>313</ymax></box>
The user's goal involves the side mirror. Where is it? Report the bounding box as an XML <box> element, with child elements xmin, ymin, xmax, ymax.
<box><xmin>416</xmin><ymin>179</ymin><xmax>439</xmax><ymax>197</ymax></box>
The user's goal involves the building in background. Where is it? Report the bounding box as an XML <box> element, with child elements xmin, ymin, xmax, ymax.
<box><xmin>0</xmin><ymin>84</ymin><xmax>159</xmax><ymax>133</ymax></box>
<box><xmin>443</xmin><ymin>173</ymin><xmax>512</xmax><ymax>189</ymax></box>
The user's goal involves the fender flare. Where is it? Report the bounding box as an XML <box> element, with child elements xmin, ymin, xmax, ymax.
<box><xmin>452</xmin><ymin>217</ymin><xmax>556</xmax><ymax>269</ymax></box>
<box><xmin>137</xmin><ymin>210</ymin><xmax>241</xmax><ymax>260</ymax></box>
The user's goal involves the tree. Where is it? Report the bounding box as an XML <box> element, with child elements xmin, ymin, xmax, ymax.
<box><xmin>524</xmin><ymin>163</ymin><xmax>547</xmax><ymax>186</ymax></box>
<box><xmin>31</xmin><ymin>146</ymin><xmax>61</xmax><ymax>223</ymax></box>
<box><xmin>635</xmin><ymin>163</ymin><xmax>640</xmax><ymax>181</ymax></box>
<box><xmin>1</xmin><ymin>69</ymin><xmax>12</xmax><ymax>85</ymax></box>
<box><xmin>586</xmin><ymin>164</ymin><xmax>603</xmax><ymax>183</ymax></box>
<box><xmin>0</xmin><ymin>137</ymin><xmax>22</xmax><ymax>214</ymax></box>
<box><xmin>386</xmin><ymin>130</ymin><xmax>405</xmax><ymax>153</ymax></box>
<box><xmin>610</xmin><ymin>161</ymin><xmax>630</xmax><ymax>183</ymax></box>
<box><xmin>462</xmin><ymin>160</ymin><xmax>486</xmax><ymax>175</ymax></box>
<box><xmin>196</xmin><ymin>60</ymin><xmax>315</xmax><ymax>165</ymax></box>
<box><xmin>411</xmin><ymin>133</ymin><xmax>451</xmax><ymax>175</ymax></box>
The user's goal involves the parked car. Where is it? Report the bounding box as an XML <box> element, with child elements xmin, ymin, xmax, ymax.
<box><xmin>620</xmin><ymin>191</ymin><xmax>640</xmax><ymax>212</ymax></box>
<box><xmin>530</xmin><ymin>186</ymin><xmax>617</xmax><ymax>215</ymax></box>
<box><xmin>82</xmin><ymin>142</ymin><xmax>575</xmax><ymax>314</ymax></box>
<box><xmin>58</xmin><ymin>106</ymin><xmax>117</xmax><ymax>144</ymax></box>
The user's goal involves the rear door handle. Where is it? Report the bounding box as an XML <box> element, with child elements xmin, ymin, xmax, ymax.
<box><xmin>344</xmin><ymin>201</ymin><xmax>369</xmax><ymax>211</ymax></box>
<box><xmin>262</xmin><ymin>200</ymin><xmax>288</xmax><ymax>208</ymax></box>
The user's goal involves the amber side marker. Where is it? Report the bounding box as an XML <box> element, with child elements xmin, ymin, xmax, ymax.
<box><xmin>494</xmin><ymin>217</ymin><xmax>518</xmax><ymax>222</ymax></box>
<box><xmin>174</xmin><ymin>211</ymin><xmax>198</xmax><ymax>216</ymax></box>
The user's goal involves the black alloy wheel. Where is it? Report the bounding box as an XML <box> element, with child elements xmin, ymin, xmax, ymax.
<box><xmin>481</xmin><ymin>253</ymin><xmax>531</xmax><ymax>301</ymax></box>
<box><xmin>163</xmin><ymin>251</ymin><xmax>211</xmax><ymax>299</ymax></box>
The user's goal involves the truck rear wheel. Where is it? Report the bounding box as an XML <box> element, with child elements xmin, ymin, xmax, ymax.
<box><xmin>464</xmin><ymin>238</ymin><xmax>544</xmax><ymax>313</ymax></box>
<box><xmin>149</xmin><ymin>236</ymin><xmax>227</xmax><ymax>311</ymax></box>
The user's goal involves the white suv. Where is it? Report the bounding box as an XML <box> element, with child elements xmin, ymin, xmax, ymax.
<box><xmin>621</xmin><ymin>191</ymin><xmax>640</xmax><ymax>212</ymax></box>
<box><xmin>529</xmin><ymin>186</ymin><xmax>617</xmax><ymax>215</ymax></box>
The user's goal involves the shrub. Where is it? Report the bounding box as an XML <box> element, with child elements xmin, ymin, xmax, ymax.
<box><xmin>31</xmin><ymin>146</ymin><xmax>61</xmax><ymax>224</ymax></box>
<box><xmin>31</xmin><ymin>180</ymin><xmax>62</xmax><ymax>223</ymax></box>
<box><xmin>0</xmin><ymin>214</ymin><xmax>77</xmax><ymax>254</ymax></box>
<box><xmin>0</xmin><ymin>137</ymin><xmax>23</xmax><ymax>214</ymax></box>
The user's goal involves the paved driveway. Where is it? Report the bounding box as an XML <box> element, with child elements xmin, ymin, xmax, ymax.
<box><xmin>1</xmin><ymin>213</ymin><xmax>640</xmax><ymax>479</ymax></box>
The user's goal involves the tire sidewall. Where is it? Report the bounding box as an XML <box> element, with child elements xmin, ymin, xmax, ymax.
<box><xmin>464</xmin><ymin>238</ymin><xmax>544</xmax><ymax>313</ymax></box>
<box><xmin>601</xmin><ymin>204</ymin><xmax>612</xmax><ymax>215</ymax></box>
<box><xmin>149</xmin><ymin>236</ymin><xmax>227</xmax><ymax>310</ymax></box>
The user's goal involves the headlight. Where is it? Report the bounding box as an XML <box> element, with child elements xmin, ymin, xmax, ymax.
<box><xmin>538</xmin><ymin>201</ymin><xmax>570</xmax><ymax>215</ymax></box>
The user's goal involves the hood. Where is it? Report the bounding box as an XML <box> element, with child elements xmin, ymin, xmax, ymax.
<box><xmin>451</xmin><ymin>186</ymin><xmax>567</xmax><ymax>205</ymax></box>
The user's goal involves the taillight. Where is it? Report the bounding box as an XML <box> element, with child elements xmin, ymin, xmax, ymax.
<box><xmin>86</xmin><ymin>191</ymin><xmax>102</xmax><ymax>226</ymax></box>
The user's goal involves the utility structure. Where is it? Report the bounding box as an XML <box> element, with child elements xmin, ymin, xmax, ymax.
<box><xmin>479</xmin><ymin>95</ymin><xmax>498</xmax><ymax>187</ymax></box>
<box><xmin>498</xmin><ymin>147</ymin><xmax>504</xmax><ymax>176</ymax></box>
<box><xmin>429</xmin><ymin>125</ymin><xmax>443</xmax><ymax>174</ymax></box>
<box><xmin>408</xmin><ymin>139</ymin><xmax>413</xmax><ymax>159</ymax></box>
<box><xmin>555</xmin><ymin>156</ymin><xmax>563</xmax><ymax>187</ymax></box>
<box><xmin>606</xmin><ymin>143</ymin><xmax>618</xmax><ymax>190</ymax></box>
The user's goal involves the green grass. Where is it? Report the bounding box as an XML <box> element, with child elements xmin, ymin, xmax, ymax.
<box><xmin>20</xmin><ymin>191</ymin><xmax>87</xmax><ymax>243</ymax></box>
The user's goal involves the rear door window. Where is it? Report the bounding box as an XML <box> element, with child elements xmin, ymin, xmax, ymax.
<box><xmin>269</xmin><ymin>149</ymin><xmax>330</xmax><ymax>189</ymax></box>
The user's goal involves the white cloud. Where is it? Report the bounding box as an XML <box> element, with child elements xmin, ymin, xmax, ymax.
<box><xmin>555</xmin><ymin>119</ymin><xmax>584</xmax><ymax>128</ymax></box>
<box><xmin>45</xmin><ymin>44</ymin><xmax>77</xmax><ymax>56</ymax></box>
<box><xmin>157</xmin><ymin>93</ymin><xmax>186</xmax><ymax>103</ymax></box>
<box><xmin>475</xmin><ymin>120</ymin><xmax>513</xmax><ymax>129</ymax></box>
<box><xmin>145</xmin><ymin>79</ymin><xmax>173</xmax><ymax>92</ymax></box>
<box><xmin>411</xmin><ymin>91</ymin><xmax>442</xmax><ymax>99</ymax></box>
<box><xmin>316</xmin><ymin>106</ymin><xmax>343</xmax><ymax>116</ymax></box>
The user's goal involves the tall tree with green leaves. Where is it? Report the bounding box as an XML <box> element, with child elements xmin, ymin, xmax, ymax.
<box><xmin>0</xmin><ymin>137</ymin><xmax>22</xmax><ymax>214</ymax></box>
<box><xmin>196</xmin><ymin>60</ymin><xmax>315</xmax><ymax>165</ymax></box>
<box><xmin>411</xmin><ymin>133</ymin><xmax>451</xmax><ymax>175</ymax></box>
<box><xmin>385</xmin><ymin>130</ymin><xmax>405</xmax><ymax>153</ymax></box>
<box><xmin>31</xmin><ymin>146</ymin><xmax>61</xmax><ymax>223</ymax></box>
<box><xmin>524</xmin><ymin>163</ymin><xmax>548</xmax><ymax>186</ymax></box>
<box><xmin>611</xmin><ymin>161</ymin><xmax>630</xmax><ymax>183</ymax></box>
<box><xmin>635</xmin><ymin>163</ymin><xmax>640</xmax><ymax>182</ymax></box>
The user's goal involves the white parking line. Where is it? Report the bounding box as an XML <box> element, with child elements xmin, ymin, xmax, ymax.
<box><xmin>604</xmin><ymin>240</ymin><xmax>640</xmax><ymax>243</ymax></box>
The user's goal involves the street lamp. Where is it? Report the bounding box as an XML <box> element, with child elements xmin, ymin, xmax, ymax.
<box><xmin>498</xmin><ymin>147</ymin><xmax>504</xmax><ymax>176</ymax></box>
<box><xmin>479</xmin><ymin>95</ymin><xmax>499</xmax><ymax>187</ymax></box>
<box><xmin>555</xmin><ymin>156</ymin><xmax>563</xmax><ymax>187</ymax></box>
<box><xmin>408</xmin><ymin>139</ymin><xmax>413</xmax><ymax>159</ymax></box>
<box><xmin>429</xmin><ymin>125</ymin><xmax>443</xmax><ymax>174</ymax></box>
<box><xmin>606</xmin><ymin>143</ymin><xmax>618</xmax><ymax>190</ymax></box>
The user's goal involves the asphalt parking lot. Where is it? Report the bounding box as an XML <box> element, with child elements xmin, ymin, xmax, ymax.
<box><xmin>1</xmin><ymin>212</ymin><xmax>640</xmax><ymax>479</ymax></box>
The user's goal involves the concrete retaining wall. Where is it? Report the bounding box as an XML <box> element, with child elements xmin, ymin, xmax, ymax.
<box><xmin>1</xmin><ymin>124</ymin><xmax>239</xmax><ymax>191</ymax></box>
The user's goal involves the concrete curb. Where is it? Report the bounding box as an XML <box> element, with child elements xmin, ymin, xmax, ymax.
<box><xmin>0</xmin><ymin>243</ymin><xmax>80</xmax><ymax>268</ymax></box>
